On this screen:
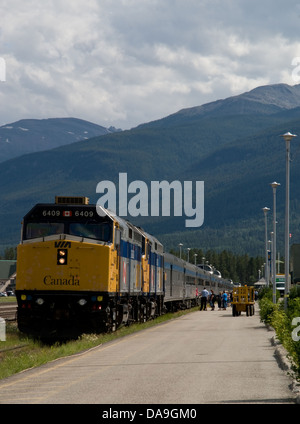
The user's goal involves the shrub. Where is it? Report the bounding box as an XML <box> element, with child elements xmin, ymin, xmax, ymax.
<box><xmin>289</xmin><ymin>285</ymin><xmax>300</xmax><ymax>300</ymax></box>
<box><xmin>259</xmin><ymin>297</ymin><xmax>277</xmax><ymax>325</ymax></box>
<box><xmin>258</xmin><ymin>286</ymin><xmax>280</xmax><ymax>302</ymax></box>
<box><xmin>259</xmin><ymin>291</ymin><xmax>300</xmax><ymax>375</ymax></box>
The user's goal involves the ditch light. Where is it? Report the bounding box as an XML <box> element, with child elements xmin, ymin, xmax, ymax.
<box><xmin>57</xmin><ymin>249</ymin><xmax>68</xmax><ymax>265</ymax></box>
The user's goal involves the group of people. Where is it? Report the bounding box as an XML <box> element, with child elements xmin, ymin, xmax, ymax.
<box><xmin>199</xmin><ymin>288</ymin><xmax>231</xmax><ymax>311</ymax></box>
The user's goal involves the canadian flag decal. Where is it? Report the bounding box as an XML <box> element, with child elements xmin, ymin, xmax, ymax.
<box><xmin>63</xmin><ymin>211</ymin><xmax>72</xmax><ymax>217</ymax></box>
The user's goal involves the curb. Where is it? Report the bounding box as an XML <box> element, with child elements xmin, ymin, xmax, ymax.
<box><xmin>269</xmin><ymin>332</ymin><xmax>300</xmax><ymax>404</ymax></box>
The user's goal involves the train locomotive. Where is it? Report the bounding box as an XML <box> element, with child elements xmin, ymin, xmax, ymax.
<box><xmin>16</xmin><ymin>196</ymin><xmax>233</xmax><ymax>339</ymax></box>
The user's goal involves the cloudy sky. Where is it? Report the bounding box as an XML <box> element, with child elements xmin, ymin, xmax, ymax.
<box><xmin>1</xmin><ymin>0</ymin><xmax>300</xmax><ymax>130</ymax></box>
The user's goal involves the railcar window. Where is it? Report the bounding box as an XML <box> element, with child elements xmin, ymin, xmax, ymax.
<box><xmin>69</xmin><ymin>222</ymin><xmax>112</xmax><ymax>242</ymax></box>
<box><xmin>25</xmin><ymin>222</ymin><xmax>64</xmax><ymax>239</ymax></box>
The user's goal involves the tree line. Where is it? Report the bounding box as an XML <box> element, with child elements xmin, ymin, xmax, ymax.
<box><xmin>0</xmin><ymin>247</ymin><xmax>17</xmax><ymax>260</ymax></box>
<box><xmin>169</xmin><ymin>247</ymin><xmax>265</xmax><ymax>284</ymax></box>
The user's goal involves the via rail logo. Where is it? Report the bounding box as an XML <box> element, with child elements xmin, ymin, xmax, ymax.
<box><xmin>96</xmin><ymin>173</ymin><xmax>204</xmax><ymax>228</ymax></box>
<box><xmin>0</xmin><ymin>57</ymin><xmax>6</xmax><ymax>82</ymax></box>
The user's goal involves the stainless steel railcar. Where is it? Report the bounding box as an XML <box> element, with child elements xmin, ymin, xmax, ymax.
<box><xmin>163</xmin><ymin>252</ymin><xmax>233</xmax><ymax>311</ymax></box>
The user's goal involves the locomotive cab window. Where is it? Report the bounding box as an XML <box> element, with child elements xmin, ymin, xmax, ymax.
<box><xmin>24</xmin><ymin>220</ymin><xmax>113</xmax><ymax>243</ymax></box>
<box><xmin>25</xmin><ymin>222</ymin><xmax>64</xmax><ymax>239</ymax></box>
<box><xmin>69</xmin><ymin>222</ymin><xmax>112</xmax><ymax>242</ymax></box>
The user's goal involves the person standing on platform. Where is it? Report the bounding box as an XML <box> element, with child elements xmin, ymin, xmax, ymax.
<box><xmin>200</xmin><ymin>287</ymin><xmax>209</xmax><ymax>311</ymax></box>
<box><xmin>209</xmin><ymin>290</ymin><xmax>216</xmax><ymax>310</ymax></box>
<box><xmin>222</xmin><ymin>291</ymin><xmax>228</xmax><ymax>310</ymax></box>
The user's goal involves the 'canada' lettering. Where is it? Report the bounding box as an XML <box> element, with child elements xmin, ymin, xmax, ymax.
<box><xmin>43</xmin><ymin>275</ymin><xmax>80</xmax><ymax>286</ymax></box>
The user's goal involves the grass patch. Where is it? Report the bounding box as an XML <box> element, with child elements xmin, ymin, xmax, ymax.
<box><xmin>0</xmin><ymin>296</ymin><xmax>16</xmax><ymax>303</ymax></box>
<box><xmin>0</xmin><ymin>307</ymin><xmax>198</xmax><ymax>380</ymax></box>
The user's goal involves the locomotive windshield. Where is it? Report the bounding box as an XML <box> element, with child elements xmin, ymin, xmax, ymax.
<box><xmin>23</xmin><ymin>204</ymin><xmax>113</xmax><ymax>243</ymax></box>
<box><xmin>69</xmin><ymin>222</ymin><xmax>111</xmax><ymax>242</ymax></box>
<box><xmin>26</xmin><ymin>222</ymin><xmax>64</xmax><ymax>239</ymax></box>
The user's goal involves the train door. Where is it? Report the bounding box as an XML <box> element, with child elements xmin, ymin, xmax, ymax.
<box><xmin>141</xmin><ymin>235</ymin><xmax>149</xmax><ymax>294</ymax></box>
<box><xmin>129</xmin><ymin>244</ymin><xmax>136</xmax><ymax>294</ymax></box>
<box><xmin>119</xmin><ymin>240</ymin><xmax>129</xmax><ymax>294</ymax></box>
<box><xmin>157</xmin><ymin>255</ymin><xmax>163</xmax><ymax>294</ymax></box>
<box><xmin>148</xmin><ymin>246</ymin><xmax>154</xmax><ymax>294</ymax></box>
<box><xmin>150</xmin><ymin>252</ymin><xmax>155</xmax><ymax>294</ymax></box>
<box><xmin>170</xmin><ymin>264</ymin><xmax>173</xmax><ymax>297</ymax></box>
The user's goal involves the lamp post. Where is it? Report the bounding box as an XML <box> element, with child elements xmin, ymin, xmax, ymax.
<box><xmin>270</xmin><ymin>182</ymin><xmax>280</xmax><ymax>304</ymax></box>
<box><xmin>179</xmin><ymin>243</ymin><xmax>183</xmax><ymax>259</ymax></box>
<box><xmin>262</xmin><ymin>207</ymin><xmax>270</xmax><ymax>286</ymax></box>
<box><xmin>270</xmin><ymin>232</ymin><xmax>274</xmax><ymax>294</ymax></box>
<box><xmin>187</xmin><ymin>248</ymin><xmax>191</xmax><ymax>263</ymax></box>
<box><xmin>268</xmin><ymin>239</ymin><xmax>271</xmax><ymax>284</ymax></box>
<box><xmin>194</xmin><ymin>253</ymin><xmax>198</xmax><ymax>265</ymax></box>
<box><xmin>281</xmin><ymin>132</ymin><xmax>297</xmax><ymax>310</ymax></box>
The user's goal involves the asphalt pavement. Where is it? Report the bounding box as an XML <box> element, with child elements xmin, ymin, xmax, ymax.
<box><xmin>0</xmin><ymin>303</ymin><xmax>298</xmax><ymax>405</ymax></box>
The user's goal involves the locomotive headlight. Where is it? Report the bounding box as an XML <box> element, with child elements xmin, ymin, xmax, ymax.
<box><xmin>36</xmin><ymin>298</ymin><xmax>44</xmax><ymax>305</ymax></box>
<box><xmin>57</xmin><ymin>249</ymin><xmax>68</xmax><ymax>265</ymax></box>
<box><xmin>78</xmin><ymin>299</ymin><xmax>87</xmax><ymax>306</ymax></box>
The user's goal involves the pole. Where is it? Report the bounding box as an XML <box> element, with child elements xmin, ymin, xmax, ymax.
<box><xmin>285</xmin><ymin>137</ymin><xmax>290</xmax><ymax>310</ymax></box>
<box><xmin>270</xmin><ymin>182</ymin><xmax>280</xmax><ymax>304</ymax></box>
<box><xmin>263</xmin><ymin>207</ymin><xmax>270</xmax><ymax>287</ymax></box>
<box><xmin>179</xmin><ymin>243</ymin><xmax>183</xmax><ymax>259</ymax></box>
<box><xmin>270</xmin><ymin>231</ymin><xmax>274</xmax><ymax>297</ymax></box>
<box><xmin>281</xmin><ymin>132</ymin><xmax>297</xmax><ymax>310</ymax></box>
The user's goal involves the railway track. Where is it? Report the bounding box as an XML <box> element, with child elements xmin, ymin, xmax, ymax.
<box><xmin>0</xmin><ymin>302</ymin><xmax>17</xmax><ymax>321</ymax></box>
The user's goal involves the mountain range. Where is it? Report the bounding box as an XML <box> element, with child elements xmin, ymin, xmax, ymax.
<box><xmin>1</xmin><ymin>83</ymin><xmax>300</xmax><ymax>257</ymax></box>
<box><xmin>0</xmin><ymin>117</ymin><xmax>121</xmax><ymax>163</ymax></box>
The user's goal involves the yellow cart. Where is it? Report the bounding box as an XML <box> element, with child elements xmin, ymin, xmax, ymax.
<box><xmin>232</xmin><ymin>286</ymin><xmax>255</xmax><ymax>316</ymax></box>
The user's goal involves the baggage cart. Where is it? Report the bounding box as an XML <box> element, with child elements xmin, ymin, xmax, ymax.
<box><xmin>232</xmin><ymin>286</ymin><xmax>255</xmax><ymax>316</ymax></box>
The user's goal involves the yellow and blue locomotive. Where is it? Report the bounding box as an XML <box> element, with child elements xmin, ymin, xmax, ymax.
<box><xmin>16</xmin><ymin>196</ymin><xmax>164</xmax><ymax>338</ymax></box>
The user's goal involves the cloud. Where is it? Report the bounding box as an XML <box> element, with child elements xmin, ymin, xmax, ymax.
<box><xmin>1</xmin><ymin>0</ymin><xmax>300</xmax><ymax>129</ymax></box>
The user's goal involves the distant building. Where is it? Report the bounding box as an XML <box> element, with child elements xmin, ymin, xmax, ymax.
<box><xmin>0</xmin><ymin>260</ymin><xmax>16</xmax><ymax>291</ymax></box>
<box><xmin>290</xmin><ymin>244</ymin><xmax>300</xmax><ymax>284</ymax></box>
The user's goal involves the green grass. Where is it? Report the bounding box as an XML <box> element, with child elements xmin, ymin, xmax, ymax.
<box><xmin>0</xmin><ymin>308</ymin><xmax>198</xmax><ymax>380</ymax></box>
<box><xmin>0</xmin><ymin>296</ymin><xmax>16</xmax><ymax>303</ymax></box>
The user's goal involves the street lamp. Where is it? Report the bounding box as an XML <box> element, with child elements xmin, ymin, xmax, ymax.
<box><xmin>270</xmin><ymin>232</ymin><xmax>274</xmax><ymax>292</ymax></box>
<box><xmin>268</xmin><ymin>238</ymin><xmax>273</xmax><ymax>281</ymax></box>
<box><xmin>281</xmin><ymin>132</ymin><xmax>297</xmax><ymax>310</ymax></box>
<box><xmin>179</xmin><ymin>243</ymin><xmax>183</xmax><ymax>259</ymax></box>
<box><xmin>187</xmin><ymin>248</ymin><xmax>191</xmax><ymax>263</ymax></box>
<box><xmin>262</xmin><ymin>207</ymin><xmax>270</xmax><ymax>286</ymax></box>
<box><xmin>270</xmin><ymin>182</ymin><xmax>280</xmax><ymax>304</ymax></box>
<box><xmin>194</xmin><ymin>253</ymin><xmax>198</xmax><ymax>265</ymax></box>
